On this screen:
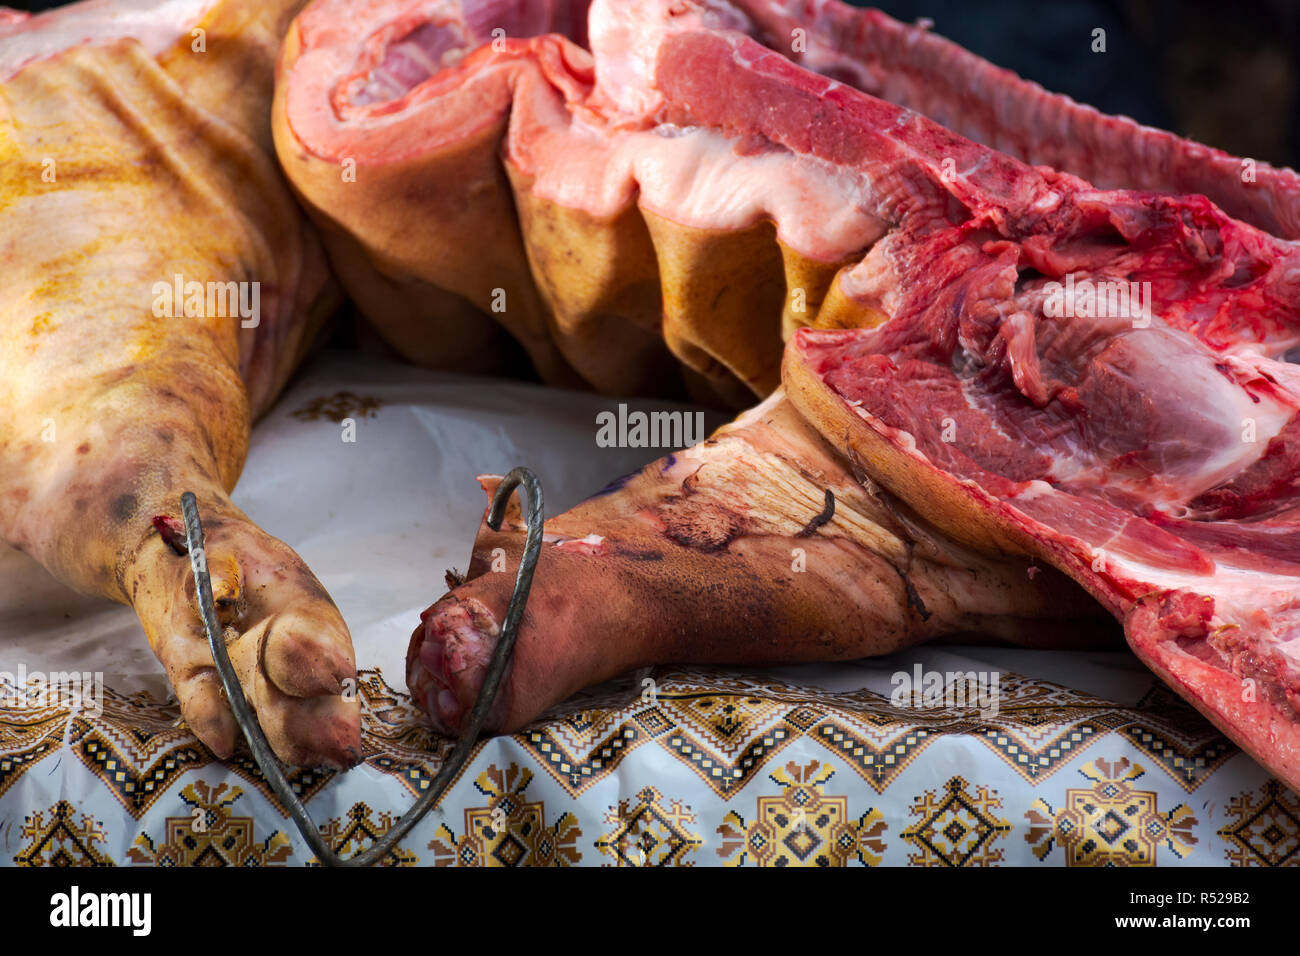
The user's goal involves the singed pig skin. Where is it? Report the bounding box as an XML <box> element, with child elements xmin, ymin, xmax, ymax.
<box><xmin>409</xmin><ymin>395</ymin><xmax>1113</xmax><ymax>735</ymax></box>
<box><xmin>8</xmin><ymin>0</ymin><xmax>1299</xmax><ymax>786</ymax></box>
<box><xmin>0</xmin><ymin>0</ymin><xmax>358</xmax><ymax>768</ymax></box>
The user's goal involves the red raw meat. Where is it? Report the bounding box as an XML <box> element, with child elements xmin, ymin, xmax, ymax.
<box><xmin>784</xmin><ymin>181</ymin><xmax>1300</xmax><ymax>788</ymax></box>
<box><xmin>277</xmin><ymin>0</ymin><xmax>1300</xmax><ymax>786</ymax></box>
<box><xmin>274</xmin><ymin>0</ymin><xmax>1300</xmax><ymax>406</ymax></box>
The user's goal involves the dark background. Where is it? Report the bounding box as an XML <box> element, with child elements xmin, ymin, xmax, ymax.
<box><xmin>855</xmin><ymin>0</ymin><xmax>1299</xmax><ymax>172</ymax></box>
<box><xmin>9</xmin><ymin>0</ymin><xmax>1297</xmax><ymax>169</ymax></box>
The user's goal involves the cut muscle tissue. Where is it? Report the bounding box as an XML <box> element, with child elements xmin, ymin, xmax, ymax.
<box><xmin>780</xmin><ymin>183</ymin><xmax>1300</xmax><ymax>797</ymax></box>
<box><xmin>274</xmin><ymin>0</ymin><xmax>1300</xmax><ymax>404</ymax></box>
<box><xmin>300</xmin><ymin>0</ymin><xmax>1300</xmax><ymax>791</ymax></box>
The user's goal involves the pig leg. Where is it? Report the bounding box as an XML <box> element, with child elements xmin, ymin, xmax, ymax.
<box><xmin>409</xmin><ymin>394</ymin><xmax>1112</xmax><ymax>734</ymax></box>
<box><xmin>0</xmin><ymin>3</ymin><xmax>356</xmax><ymax>766</ymax></box>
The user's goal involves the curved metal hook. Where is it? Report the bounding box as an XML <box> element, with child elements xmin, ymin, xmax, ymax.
<box><xmin>180</xmin><ymin>466</ymin><xmax>543</xmax><ymax>866</ymax></box>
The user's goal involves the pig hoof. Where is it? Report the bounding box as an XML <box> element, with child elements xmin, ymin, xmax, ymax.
<box><xmin>130</xmin><ymin>512</ymin><xmax>361</xmax><ymax>769</ymax></box>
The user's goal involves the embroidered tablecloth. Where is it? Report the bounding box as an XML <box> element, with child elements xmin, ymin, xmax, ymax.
<box><xmin>1</xmin><ymin>351</ymin><xmax>1294</xmax><ymax>867</ymax></box>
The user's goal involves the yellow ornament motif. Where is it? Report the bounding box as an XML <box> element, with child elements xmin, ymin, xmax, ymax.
<box><xmin>901</xmin><ymin>777</ymin><xmax>1012</xmax><ymax>866</ymax></box>
<box><xmin>716</xmin><ymin>760</ymin><xmax>887</xmax><ymax>866</ymax></box>
<box><xmin>16</xmin><ymin>800</ymin><xmax>114</xmax><ymax>867</ymax></box>
<box><xmin>309</xmin><ymin>802</ymin><xmax>420</xmax><ymax>866</ymax></box>
<box><xmin>1025</xmin><ymin>757</ymin><xmax>1198</xmax><ymax>866</ymax></box>
<box><xmin>128</xmin><ymin>781</ymin><xmax>292</xmax><ymax>866</ymax></box>
<box><xmin>1217</xmin><ymin>780</ymin><xmax>1300</xmax><ymax>866</ymax></box>
<box><xmin>427</xmin><ymin>763</ymin><xmax>582</xmax><ymax>866</ymax></box>
<box><xmin>596</xmin><ymin>785</ymin><xmax>703</xmax><ymax>866</ymax></box>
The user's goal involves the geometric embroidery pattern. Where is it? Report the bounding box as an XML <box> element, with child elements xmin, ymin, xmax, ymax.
<box><xmin>223</xmin><ymin>756</ymin><xmax>339</xmax><ymax>819</ymax></box>
<box><xmin>0</xmin><ymin>665</ymin><xmax>1250</xmax><ymax>832</ymax></box>
<box><xmin>517</xmin><ymin>668</ymin><xmax>1181</xmax><ymax>798</ymax></box>
<box><xmin>1114</xmin><ymin>721</ymin><xmax>1236</xmax><ymax>793</ymax></box>
<box><xmin>66</xmin><ymin>689</ymin><xmax>210</xmax><ymax>818</ymax></box>
<box><xmin>0</xmin><ymin>663</ymin><xmax>1271</xmax><ymax>866</ymax></box>
<box><xmin>660</xmin><ymin>716</ymin><xmax>797</xmax><ymax>797</ymax></box>
<box><xmin>520</xmin><ymin>685</ymin><xmax>804</xmax><ymax>798</ymax></box>
<box><xmin>976</xmin><ymin>722</ymin><xmax>1103</xmax><ymax>781</ymax></box>
<box><xmin>811</xmin><ymin>717</ymin><xmax>937</xmax><ymax>793</ymax></box>
<box><xmin>354</xmin><ymin>671</ymin><xmax>462</xmax><ymax>798</ymax></box>
<box><xmin>520</xmin><ymin>713</ymin><xmax>647</xmax><ymax>797</ymax></box>
<box><xmin>127</xmin><ymin>781</ymin><xmax>292</xmax><ymax>866</ymax></box>
<box><xmin>1024</xmin><ymin>757</ymin><xmax>1199</xmax><ymax>866</ymax></box>
<box><xmin>14</xmin><ymin>800</ymin><xmax>115</xmax><ymax>867</ymax></box>
<box><xmin>6</xmin><ymin>670</ymin><xmax>470</xmax><ymax>821</ymax></box>
<box><xmin>1217</xmin><ymin>780</ymin><xmax>1300</xmax><ymax>867</ymax></box>
<box><xmin>967</xmin><ymin>680</ymin><xmax>1127</xmax><ymax>782</ymax></box>
<box><xmin>308</xmin><ymin>802</ymin><xmax>420</xmax><ymax>867</ymax></box>
<box><xmin>0</xmin><ymin>682</ymin><xmax>71</xmax><ymax>801</ymax></box>
<box><xmin>595</xmin><ymin>785</ymin><xmax>703</xmax><ymax>866</ymax></box>
<box><xmin>901</xmin><ymin>777</ymin><xmax>1011</xmax><ymax>866</ymax></box>
<box><xmin>669</xmin><ymin>692</ymin><xmax>791</xmax><ymax>760</ymax></box>
<box><xmin>426</xmin><ymin>764</ymin><xmax>581</xmax><ymax>867</ymax></box>
<box><xmin>716</xmin><ymin>760</ymin><xmax>887</xmax><ymax>867</ymax></box>
<box><xmin>1114</xmin><ymin>684</ymin><xmax>1236</xmax><ymax>792</ymax></box>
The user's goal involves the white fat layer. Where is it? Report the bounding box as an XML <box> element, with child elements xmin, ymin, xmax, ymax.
<box><xmin>960</xmin><ymin>322</ymin><xmax>1296</xmax><ymax>508</ymax></box>
<box><xmin>1220</xmin><ymin>326</ymin><xmax>1300</xmax><ymax>359</ymax></box>
<box><xmin>1055</xmin><ymin>352</ymin><xmax>1294</xmax><ymax>511</ymax></box>
<box><xmin>512</xmin><ymin>0</ymin><xmax>889</xmax><ymax>261</ymax></box>
<box><xmin>545</xmin><ymin>532</ymin><xmax>606</xmax><ymax>548</ymax></box>
<box><xmin>327</xmin><ymin>0</ymin><xmax>887</xmax><ymax>259</ymax></box>
<box><xmin>585</xmin><ymin>0</ymin><xmax>669</xmax><ymax>117</ymax></box>
<box><xmin>524</xmin><ymin>120</ymin><xmax>889</xmax><ymax>261</ymax></box>
<box><xmin>559</xmin><ymin>533</ymin><xmax>604</xmax><ymax>545</ymax></box>
<box><xmin>587</xmin><ymin>0</ymin><xmax>753</xmax><ymax>117</ymax></box>
<box><xmin>0</xmin><ymin>0</ymin><xmax>215</xmax><ymax>80</ymax></box>
<box><xmin>1105</xmin><ymin>551</ymin><xmax>1300</xmax><ymax>672</ymax></box>
<box><xmin>1122</xmin><ymin>336</ymin><xmax>1295</xmax><ymax>506</ymax></box>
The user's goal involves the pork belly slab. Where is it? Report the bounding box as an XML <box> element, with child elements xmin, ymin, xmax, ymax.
<box><xmin>274</xmin><ymin>0</ymin><xmax>1300</xmax><ymax>407</ymax></box>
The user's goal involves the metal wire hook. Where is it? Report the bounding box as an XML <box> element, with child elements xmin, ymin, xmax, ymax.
<box><xmin>180</xmin><ymin>466</ymin><xmax>543</xmax><ymax>867</ymax></box>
